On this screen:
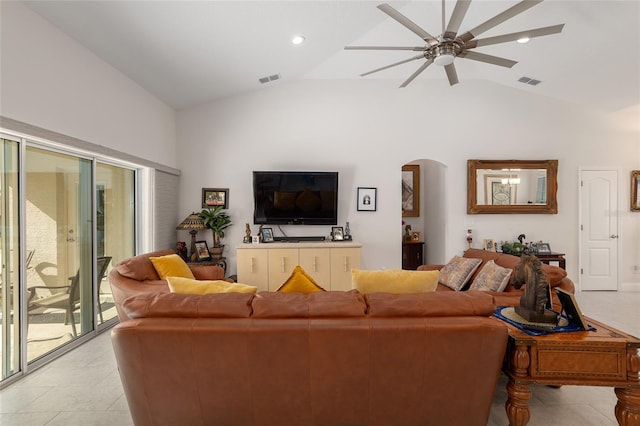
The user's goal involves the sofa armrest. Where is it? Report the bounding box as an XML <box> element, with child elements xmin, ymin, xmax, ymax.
<box><xmin>417</xmin><ymin>264</ymin><xmax>444</xmax><ymax>272</ymax></box>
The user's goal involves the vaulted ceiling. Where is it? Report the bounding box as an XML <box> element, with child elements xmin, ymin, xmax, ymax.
<box><xmin>23</xmin><ymin>1</ymin><xmax>640</xmax><ymax>113</ymax></box>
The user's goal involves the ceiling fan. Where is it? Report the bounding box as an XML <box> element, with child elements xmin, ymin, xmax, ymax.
<box><xmin>345</xmin><ymin>0</ymin><xmax>564</xmax><ymax>87</ymax></box>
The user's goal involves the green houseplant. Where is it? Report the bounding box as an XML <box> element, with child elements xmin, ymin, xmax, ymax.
<box><xmin>199</xmin><ymin>207</ymin><xmax>232</xmax><ymax>256</ymax></box>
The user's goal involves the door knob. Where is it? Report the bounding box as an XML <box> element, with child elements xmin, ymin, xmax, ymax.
<box><xmin>610</xmin><ymin>234</ymin><xmax>619</xmax><ymax>239</ymax></box>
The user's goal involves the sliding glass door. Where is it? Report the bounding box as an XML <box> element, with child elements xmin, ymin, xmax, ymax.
<box><xmin>1</xmin><ymin>137</ymin><xmax>20</xmax><ymax>381</ymax></box>
<box><xmin>0</xmin><ymin>133</ymin><xmax>139</xmax><ymax>384</ymax></box>
<box><xmin>25</xmin><ymin>146</ymin><xmax>93</xmax><ymax>361</ymax></box>
<box><xmin>95</xmin><ymin>163</ymin><xmax>135</xmax><ymax>325</ymax></box>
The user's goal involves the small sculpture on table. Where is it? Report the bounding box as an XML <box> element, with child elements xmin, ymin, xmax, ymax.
<box><xmin>176</xmin><ymin>241</ymin><xmax>188</xmax><ymax>260</ymax></box>
<box><xmin>511</xmin><ymin>255</ymin><xmax>558</xmax><ymax>324</ymax></box>
<box><xmin>404</xmin><ymin>224</ymin><xmax>412</xmax><ymax>241</ymax></box>
<box><xmin>243</xmin><ymin>223</ymin><xmax>252</xmax><ymax>243</ymax></box>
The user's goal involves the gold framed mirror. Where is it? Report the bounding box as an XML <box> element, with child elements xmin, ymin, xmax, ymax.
<box><xmin>467</xmin><ymin>160</ymin><xmax>558</xmax><ymax>214</ymax></box>
<box><xmin>631</xmin><ymin>170</ymin><xmax>640</xmax><ymax>212</ymax></box>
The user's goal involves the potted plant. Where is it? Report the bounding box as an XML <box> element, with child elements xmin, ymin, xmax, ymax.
<box><xmin>199</xmin><ymin>206</ymin><xmax>232</xmax><ymax>259</ymax></box>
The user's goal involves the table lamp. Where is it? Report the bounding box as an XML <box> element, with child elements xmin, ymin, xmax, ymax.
<box><xmin>176</xmin><ymin>212</ymin><xmax>207</xmax><ymax>259</ymax></box>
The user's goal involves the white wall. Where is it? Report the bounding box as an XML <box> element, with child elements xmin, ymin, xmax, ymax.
<box><xmin>0</xmin><ymin>2</ymin><xmax>177</xmax><ymax>168</ymax></box>
<box><xmin>177</xmin><ymin>78</ymin><xmax>640</xmax><ymax>289</ymax></box>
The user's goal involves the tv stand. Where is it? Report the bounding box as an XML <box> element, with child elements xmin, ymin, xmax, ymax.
<box><xmin>275</xmin><ymin>236</ymin><xmax>326</xmax><ymax>242</ymax></box>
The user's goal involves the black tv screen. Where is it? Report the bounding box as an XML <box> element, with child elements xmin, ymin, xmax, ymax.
<box><xmin>253</xmin><ymin>171</ymin><xmax>338</xmax><ymax>225</ymax></box>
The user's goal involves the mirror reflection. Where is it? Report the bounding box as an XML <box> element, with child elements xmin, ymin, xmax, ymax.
<box><xmin>475</xmin><ymin>169</ymin><xmax>547</xmax><ymax>206</ymax></box>
<box><xmin>467</xmin><ymin>160</ymin><xmax>558</xmax><ymax>214</ymax></box>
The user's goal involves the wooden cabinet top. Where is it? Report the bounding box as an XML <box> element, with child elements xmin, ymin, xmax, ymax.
<box><xmin>236</xmin><ymin>241</ymin><xmax>362</xmax><ymax>250</ymax></box>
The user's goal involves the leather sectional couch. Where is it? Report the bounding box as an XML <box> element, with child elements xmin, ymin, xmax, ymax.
<box><xmin>418</xmin><ymin>248</ymin><xmax>575</xmax><ymax>310</ymax></box>
<box><xmin>111</xmin><ymin>290</ymin><xmax>507</xmax><ymax>426</ymax></box>
<box><xmin>109</xmin><ymin>250</ymin><xmax>509</xmax><ymax>425</ymax></box>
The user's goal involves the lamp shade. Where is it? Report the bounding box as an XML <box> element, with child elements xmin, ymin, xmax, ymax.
<box><xmin>176</xmin><ymin>213</ymin><xmax>207</xmax><ymax>230</ymax></box>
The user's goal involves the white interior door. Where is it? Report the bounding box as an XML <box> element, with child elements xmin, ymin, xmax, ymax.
<box><xmin>579</xmin><ymin>170</ymin><xmax>618</xmax><ymax>291</ymax></box>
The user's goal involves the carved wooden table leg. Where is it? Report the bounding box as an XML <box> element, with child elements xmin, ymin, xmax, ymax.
<box><xmin>506</xmin><ymin>379</ymin><xmax>532</xmax><ymax>426</ymax></box>
<box><xmin>615</xmin><ymin>387</ymin><xmax>640</xmax><ymax>425</ymax></box>
<box><xmin>505</xmin><ymin>344</ymin><xmax>532</xmax><ymax>425</ymax></box>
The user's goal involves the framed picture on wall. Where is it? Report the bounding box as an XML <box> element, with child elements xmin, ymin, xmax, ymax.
<box><xmin>202</xmin><ymin>188</ymin><xmax>229</xmax><ymax>209</ymax></box>
<box><xmin>357</xmin><ymin>187</ymin><xmax>377</xmax><ymax>211</ymax></box>
<box><xmin>402</xmin><ymin>164</ymin><xmax>420</xmax><ymax>217</ymax></box>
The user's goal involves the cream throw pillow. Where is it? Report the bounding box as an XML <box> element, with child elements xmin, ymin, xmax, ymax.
<box><xmin>439</xmin><ymin>256</ymin><xmax>482</xmax><ymax>291</ymax></box>
<box><xmin>469</xmin><ymin>260</ymin><xmax>512</xmax><ymax>292</ymax></box>
<box><xmin>351</xmin><ymin>269</ymin><xmax>439</xmax><ymax>294</ymax></box>
<box><xmin>167</xmin><ymin>276</ymin><xmax>257</xmax><ymax>294</ymax></box>
<box><xmin>149</xmin><ymin>254</ymin><xmax>195</xmax><ymax>280</ymax></box>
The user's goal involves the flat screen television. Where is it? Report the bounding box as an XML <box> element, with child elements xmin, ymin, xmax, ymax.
<box><xmin>253</xmin><ymin>171</ymin><xmax>338</xmax><ymax>225</ymax></box>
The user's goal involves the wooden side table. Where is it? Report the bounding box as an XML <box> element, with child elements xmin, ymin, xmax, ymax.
<box><xmin>402</xmin><ymin>241</ymin><xmax>424</xmax><ymax>270</ymax></box>
<box><xmin>534</xmin><ymin>252</ymin><xmax>566</xmax><ymax>270</ymax></box>
<box><xmin>187</xmin><ymin>257</ymin><xmax>227</xmax><ymax>275</ymax></box>
<box><xmin>501</xmin><ymin>316</ymin><xmax>640</xmax><ymax>425</ymax></box>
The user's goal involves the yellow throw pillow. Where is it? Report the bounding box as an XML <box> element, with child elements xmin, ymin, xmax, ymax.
<box><xmin>166</xmin><ymin>276</ymin><xmax>257</xmax><ymax>294</ymax></box>
<box><xmin>277</xmin><ymin>265</ymin><xmax>326</xmax><ymax>293</ymax></box>
<box><xmin>351</xmin><ymin>269</ymin><xmax>439</xmax><ymax>294</ymax></box>
<box><xmin>149</xmin><ymin>254</ymin><xmax>195</xmax><ymax>280</ymax></box>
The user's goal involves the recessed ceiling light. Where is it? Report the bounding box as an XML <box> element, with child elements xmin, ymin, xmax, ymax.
<box><xmin>292</xmin><ymin>35</ymin><xmax>305</xmax><ymax>45</ymax></box>
<box><xmin>517</xmin><ymin>37</ymin><xmax>530</xmax><ymax>44</ymax></box>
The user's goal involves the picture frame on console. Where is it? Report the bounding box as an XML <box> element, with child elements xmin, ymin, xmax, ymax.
<box><xmin>537</xmin><ymin>242</ymin><xmax>552</xmax><ymax>254</ymax></box>
<box><xmin>357</xmin><ymin>187</ymin><xmax>377</xmax><ymax>211</ymax></box>
<box><xmin>194</xmin><ymin>240</ymin><xmax>212</xmax><ymax>261</ymax></box>
<box><xmin>260</xmin><ymin>227</ymin><xmax>274</xmax><ymax>243</ymax></box>
<box><xmin>332</xmin><ymin>226</ymin><xmax>344</xmax><ymax>241</ymax></box>
<box><xmin>483</xmin><ymin>239</ymin><xmax>495</xmax><ymax>252</ymax></box>
<box><xmin>202</xmin><ymin>188</ymin><xmax>229</xmax><ymax>209</ymax></box>
<box><xmin>411</xmin><ymin>231</ymin><xmax>421</xmax><ymax>242</ymax></box>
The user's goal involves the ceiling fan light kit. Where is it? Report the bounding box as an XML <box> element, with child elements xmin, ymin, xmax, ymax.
<box><xmin>345</xmin><ymin>0</ymin><xmax>564</xmax><ymax>87</ymax></box>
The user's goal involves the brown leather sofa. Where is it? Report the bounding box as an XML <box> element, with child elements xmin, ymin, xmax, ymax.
<box><xmin>108</xmin><ymin>249</ymin><xmax>228</xmax><ymax>321</ymax></box>
<box><xmin>111</xmin><ymin>289</ymin><xmax>508</xmax><ymax>426</ymax></box>
<box><xmin>418</xmin><ymin>248</ymin><xmax>575</xmax><ymax>309</ymax></box>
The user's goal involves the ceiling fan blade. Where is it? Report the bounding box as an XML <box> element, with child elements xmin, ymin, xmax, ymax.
<box><xmin>444</xmin><ymin>63</ymin><xmax>459</xmax><ymax>86</ymax></box>
<box><xmin>458</xmin><ymin>0</ymin><xmax>543</xmax><ymax>43</ymax></box>
<box><xmin>465</xmin><ymin>24</ymin><xmax>564</xmax><ymax>48</ymax></box>
<box><xmin>345</xmin><ymin>46</ymin><xmax>426</xmax><ymax>51</ymax></box>
<box><xmin>378</xmin><ymin>3</ymin><xmax>439</xmax><ymax>46</ymax></box>
<box><xmin>444</xmin><ymin>0</ymin><xmax>472</xmax><ymax>40</ymax></box>
<box><xmin>458</xmin><ymin>51</ymin><xmax>517</xmax><ymax>68</ymax></box>
<box><xmin>400</xmin><ymin>58</ymin><xmax>434</xmax><ymax>87</ymax></box>
<box><xmin>361</xmin><ymin>54</ymin><xmax>426</xmax><ymax>77</ymax></box>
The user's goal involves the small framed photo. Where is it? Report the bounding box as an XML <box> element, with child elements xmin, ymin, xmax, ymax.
<box><xmin>194</xmin><ymin>240</ymin><xmax>212</xmax><ymax>261</ymax></box>
<box><xmin>260</xmin><ymin>227</ymin><xmax>274</xmax><ymax>243</ymax></box>
<box><xmin>251</xmin><ymin>235</ymin><xmax>260</xmax><ymax>244</ymax></box>
<box><xmin>483</xmin><ymin>239</ymin><xmax>496</xmax><ymax>252</ymax></box>
<box><xmin>357</xmin><ymin>187</ymin><xmax>377</xmax><ymax>211</ymax></box>
<box><xmin>537</xmin><ymin>242</ymin><xmax>552</xmax><ymax>254</ymax></box>
<box><xmin>332</xmin><ymin>226</ymin><xmax>344</xmax><ymax>241</ymax></box>
<box><xmin>202</xmin><ymin>188</ymin><xmax>229</xmax><ymax>209</ymax></box>
<box><xmin>411</xmin><ymin>231</ymin><xmax>421</xmax><ymax>242</ymax></box>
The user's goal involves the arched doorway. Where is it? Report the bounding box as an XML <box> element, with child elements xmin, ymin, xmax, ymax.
<box><xmin>401</xmin><ymin>159</ymin><xmax>448</xmax><ymax>267</ymax></box>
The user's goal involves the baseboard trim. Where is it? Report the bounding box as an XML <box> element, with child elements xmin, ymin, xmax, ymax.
<box><xmin>620</xmin><ymin>282</ymin><xmax>640</xmax><ymax>292</ymax></box>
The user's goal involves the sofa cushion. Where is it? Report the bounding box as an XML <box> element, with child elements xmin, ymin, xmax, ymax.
<box><xmin>468</xmin><ymin>260</ymin><xmax>512</xmax><ymax>292</ymax></box>
<box><xmin>351</xmin><ymin>269</ymin><xmax>439</xmax><ymax>294</ymax></box>
<box><xmin>190</xmin><ymin>264</ymin><xmax>226</xmax><ymax>280</ymax></box>
<box><xmin>149</xmin><ymin>254</ymin><xmax>195</xmax><ymax>280</ymax></box>
<box><xmin>122</xmin><ymin>292</ymin><xmax>254</xmax><ymax>319</ymax></box>
<box><xmin>252</xmin><ymin>290</ymin><xmax>366</xmax><ymax>318</ymax></box>
<box><xmin>166</xmin><ymin>276</ymin><xmax>257</xmax><ymax>294</ymax></box>
<box><xmin>366</xmin><ymin>291</ymin><xmax>496</xmax><ymax>317</ymax></box>
<box><xmin>115</xmin><ymin>249</ymin><xmax>174</xmax><ymax>281</ymax></box>
<box><xmin>439</xmin><ymin>257</ymin><xmax>482</xmax><ymax>291</ymax></box>
<box><xmin>277</xmin><ymin>265</ymin><xmax>326</xmax><ymax>293</ymax></box>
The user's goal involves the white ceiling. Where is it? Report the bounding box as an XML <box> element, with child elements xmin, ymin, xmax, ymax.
<box><xmin>23</xmin><ymin>1</ymin><xmax>640</xmax><ymax>113</ymax></box>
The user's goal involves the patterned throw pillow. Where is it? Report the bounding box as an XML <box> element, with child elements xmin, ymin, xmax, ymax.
<box><xmin>439</xmin><ymin>256</ymin><xmax>482</xmax><ymax>291</ymax></box>
<box><xmin>469</xmin><ymin>260</ymin><xmax>512</xmax><ymax>292</ymax></box>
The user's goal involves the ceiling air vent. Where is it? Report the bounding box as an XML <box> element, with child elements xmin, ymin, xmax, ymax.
<box><xmin>259</xmin><ymin>74</ymin><xmax>281</xmax><ymax>84</ymax></box>
<box><xmin>518</xmin><ymin>76</ymin><xmax>542</xmax><ymax>85</ymax></box>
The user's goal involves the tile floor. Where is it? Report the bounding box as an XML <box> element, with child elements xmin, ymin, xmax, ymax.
<box><xmin>1</xmin><ymin>290</ymin><xmax>639</xmax><ymax>426</ymax></box>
